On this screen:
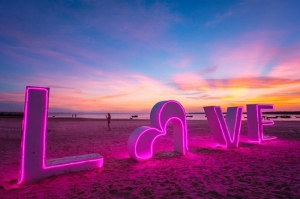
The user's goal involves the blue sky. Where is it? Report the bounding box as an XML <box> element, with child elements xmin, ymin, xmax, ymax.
<box><xmin>1</xmin><ymin>0</ymin><xmax>300</xmax><ymax>112</ymax></box>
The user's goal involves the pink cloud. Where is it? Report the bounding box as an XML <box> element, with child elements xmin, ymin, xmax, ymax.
<box><xmin>0</xmin><ymin>27</ymin><xmax>25</xmax><ymax>42</ymax></box>
<box><xmin>211</xmin><ymin>42</ymin><xmax>273</xmax><ymax>77</ymax></box>
<box><xmin>167</xmin><ymin>56</ymin><xmax>194</xmax><ymax>68</ymax></box>
<box><xmin>200</xmin><ymin>65</ymin><xmax>219</xmax><ymax>75</ymax></box>
<box><xmin>0</xmin><ymin>41</ymin><xmax>123</xmax><ymax>81</ymax></box>
<box><xmin>172</xmin><ymin>73</ymin><xmax>209</xmax><ymax>91</ymax></box>
<box><xmin>178</xmin><ymin>57</ymin><xmax>193</xmax><ymax>68</ymax></box>
<box><xmin>209</xmin><ymin>30</ymin><xmax>288</xmax><ymax>78</ymax></box>
<box><xmin>268</xmin><ymin>42</ymin><xmax>300</xmax><ymax>78</ymax></box>
<box><xmin>173</xmin><ymin>73</ymin><xmax>300</xmax><ymax>91</ymax></box>
<box><xmin>0</xmin><ymin>92</ymin><xmax>24</xmax><ymax>102</ymax></box>
<box><xmin>1</xmin><ymin>71</ymin><xmax>183</xmax><ymax>112</ymax></box>
<box><xmin>269</xmin><ymin>58</ymin><xmax>300</xmax><ymax>78</ymax></box>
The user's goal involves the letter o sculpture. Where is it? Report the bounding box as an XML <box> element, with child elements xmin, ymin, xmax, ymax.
<box><xmin>127</xmin><ymin>100</ymin><xmax>188</xmax><ymax>162</ymax></box>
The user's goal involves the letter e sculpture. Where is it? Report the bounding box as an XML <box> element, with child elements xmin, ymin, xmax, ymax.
<box><xmin>247</xmin><ymin>104</ymin><xmax>276</xmax><ymax>143</ymax></box>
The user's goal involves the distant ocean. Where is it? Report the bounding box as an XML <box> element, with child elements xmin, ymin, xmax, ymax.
<box><xmin>48</xmin><ymin>112</ymin><xmax>300</xmax><ymax>121</ymax></box>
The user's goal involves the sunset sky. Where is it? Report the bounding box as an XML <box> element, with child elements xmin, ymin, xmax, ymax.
<box><xmin>1</xmin><ymin>0</ymin><xmax>300</xmax><ymax>113</ymax></box>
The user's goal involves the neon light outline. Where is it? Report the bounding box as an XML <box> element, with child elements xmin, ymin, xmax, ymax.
<box><xmin>128</xmin><ymin>100</ymin><xmax>188</xmax><ymax>162</ymax></box>
<box><xmin>247</xmin><ymin>104</ymin><xmax>277</xmax><ymax>143</ymax></box>
<box><xmin>133</xmin><ymin>117</ymin><xmax>185</xmax><ymax>160</ymax></box>
<box><xmin>204</xmin><ymin>106</ymin><xmax>243</xmax><ymax>148</ymax></box>
<box><xmin>18</xmin><ymin>87</ymin><xmax>104</xmax><ymax>184</ymax></box>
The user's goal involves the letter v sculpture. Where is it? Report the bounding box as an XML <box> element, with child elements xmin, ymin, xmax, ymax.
<box><xmin>128</xmin><ymin>100</ymin><xmax>188</xmax><ymax>162</ymax></box>
<box><xmin>19</xmin><ymin>87</ymin><xmax>103</xmax><ymax>184</ymax></box>
<box><xmin>204</xmin><ymin>106</ymin><xmax>243</xmax><ymax>148</ymax></box>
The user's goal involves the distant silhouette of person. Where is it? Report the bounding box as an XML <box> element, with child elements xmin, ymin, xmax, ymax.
<box><xmin>106</xmin><ymin>113</ymin><xmax>111</xmax><ymax>131</ymax></box>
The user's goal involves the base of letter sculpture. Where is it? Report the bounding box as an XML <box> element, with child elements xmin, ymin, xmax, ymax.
<box><xmin>18</xmin><ymin>87</ymin><xmax>104</xmax><ymax>184</ymax></box>
<box><xmin>127</xmin><ymin>100</ymin><xmax>188</xmax><ymax>162</ymax></box>
<box><xmin>247</xmin><ymin>104</ymin><xmax>277</xmax><ymax>143</ymax></box>
<box><xmin>204</xmin><ymin>106</ymin><xmax>243</xmax><ymax>148</ymax></box>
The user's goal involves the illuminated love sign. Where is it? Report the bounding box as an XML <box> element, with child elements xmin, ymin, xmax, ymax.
<box><xmin>15</xmin><ymin>86</ymin><xmax>276</xmax><ymax>183</ymax></box>
<box><xmin>19</xmin><ymin>87</ymin><xmax>103</xmax><ymax>184</ymax></box>
<box><xmin>204</xmin><ymin>106</ymin><xmax>243</xmax><ymax>148</ymax></box>
<box><xmin>127</xmin><ymin>100</ymin><xmax>188</xmax><ymax>162</ymax></box>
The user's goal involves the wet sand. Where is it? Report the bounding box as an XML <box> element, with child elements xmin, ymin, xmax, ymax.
<box><xmin>0</xmin><ymin>118</ymin><xmax>300</xmax><ymax>198</ymax></box>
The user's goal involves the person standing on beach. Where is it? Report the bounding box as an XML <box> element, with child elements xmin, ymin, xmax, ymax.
<box><xmin>106</xmin><ymin>113</ymin><xmax>111</xmax><ymax>131</ymax></box>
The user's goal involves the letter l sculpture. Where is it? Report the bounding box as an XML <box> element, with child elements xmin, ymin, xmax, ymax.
<box><xmin>19</xmin><ymin>87</ymin><xmax>104</xmax><ymax>184</ymax></box>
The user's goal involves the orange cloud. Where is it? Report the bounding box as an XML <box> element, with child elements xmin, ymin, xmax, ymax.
<box><xmin>0</xmin><ymin>91</ymin><xmax>24</xmax><ymax>102</ymax></box>
<box><xmin>172</xmin><ymin>71</ymin><xmax>300</xmax><ymax>111</ymax></box>
<box><xmin>37</xmin><ymin>73</ymin><xmax>184</xmax><ymax>112</ymax></box>
<box><xmin>172</xmin><ymin>73</ymin><xmax>209</xmax><ymax>91</ymax></box>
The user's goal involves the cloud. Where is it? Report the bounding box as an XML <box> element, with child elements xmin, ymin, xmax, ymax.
<box><xmin>1</xmin><ymin>2</ymin><xmax>299</xmax><ymax>112</ymax></box>
<box><xmin>269</xmin><ymin>56</ymin><xmax>300</xmax><ymax>79</ymax></box>
<box><xmin>205</xmin><ymin>11</ymin><xmax>233</xmax><ymax>26</ymax></box>
<box><xmin>0</xmin><ymin>1</ymin><xmax>181</xmax><ymax>76</ymax></box>
<box><xmin>208</xmin><ymin>77</ymin><xmax>300</xmax><ymax>89</ymax></box>
<box><xmin>172</xmin><ymin>71</ymin><xmax>300</xmax><ymax>111</ymax></box>
<box><xmin>2</xmin><ymin>70</ymin><xmax>300</xmax><ymax>112</ymax></box>
<box><xmin>240</xmin><ymin>87</ymin><xmax>300</xmax><ymax>111</ymax></box>
<box><xmin>0</xmin><ymin>101</ymin><xmax>24</xmax><ymax>112</ymax></box>
<box><xmin>208</xmin><ymin>30</ymin><xmax>292</xmax><ymax>78</ymax></box>
<box><xmin>65</xmin><ymin>1</ymin><xmax>180</xmax><ymax>44</ymax></box>
<box><xmin>199</xmin><ymin>65</ymin><xmax>219</xmax><ymax>76</ymax></box>
<box><xmin>167</xmin><ymin>56</ymin><xmax>194</xmax><ymax>68</ymax></box>
<box><xmin>101</xmin><ymin>2</ymin><xmax>181</xmax><ymax>52</ymax></box>
<box><xmin>211</xmin><ymin>42</ymin><xmax>275</xmax><ymax>77</ymax></box>
<box><xmin>172</xmin><ymin>73</ymin><xmax>209</xmax><ymax>91</ymax></box>
<box><xmin>0</xmin><ymin>92</ymin><xmax>24</xmax><ymax>102</ymax></box>
<box><xmin>0</xmin><ymin>71</ymin><xmax>184</xmax><ymax>112</ymax></box>
<box><xmin>186</xmin><ymin>94</ymin><xmax>233</xmax><ymax>100</ymax></box>
<box><xmin>173</xmin><ymin>74</ymin><xmax>300</xmax><ymax>90</ymax></box>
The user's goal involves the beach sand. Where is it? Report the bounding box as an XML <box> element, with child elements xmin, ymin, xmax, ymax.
<box><xmin>0</xmin><ymin>118</ymin><xmax>299</xmax><ymax>198</ymax></box>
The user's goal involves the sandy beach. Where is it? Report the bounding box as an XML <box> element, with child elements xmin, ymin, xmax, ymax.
<box><xmin>0</xmin><ymin>117</ymin><xmax>299</xmax><ymax>198</ymax></box>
